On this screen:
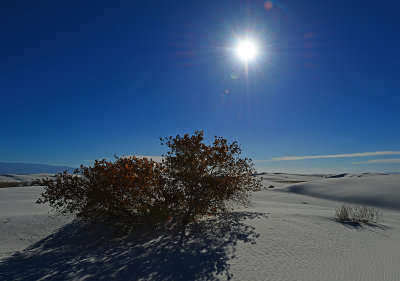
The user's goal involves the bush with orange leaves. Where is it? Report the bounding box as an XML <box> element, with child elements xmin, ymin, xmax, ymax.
<box><xmin>160</xmin><ymin>130</ymin><xmax>262</xmax><ymax>224</ymax></box>
<box><xmin>37</xmin><ymin>157</ymin><xmax>166</xmax><ymax>223</ymax></box>
<box><xmin>38</xmin><ymin>130</ymin><xmax>262</xmax><ymax>225</ymax></box>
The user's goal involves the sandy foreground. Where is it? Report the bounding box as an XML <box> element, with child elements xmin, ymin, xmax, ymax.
<box><xmin>0</xmin><ymin>173</ymin><xmax>399</xmax><ymax>280</ymax></box>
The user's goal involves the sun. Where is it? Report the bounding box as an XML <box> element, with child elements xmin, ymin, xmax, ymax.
<box><xmin>236</xmin><ymin>40</ymin><xmax>258</xmax><ymax>62</ymax></box>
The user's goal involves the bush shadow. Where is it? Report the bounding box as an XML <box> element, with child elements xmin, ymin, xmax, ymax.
<box><xmin>0</xmin><ymin>212</ymin><xmax>266</xmax><ymax>281</ymax></box>
<box><xmin>331</xmin><ymin>218</ymin><xmax>390</xmax><ymax>231</ymax></box>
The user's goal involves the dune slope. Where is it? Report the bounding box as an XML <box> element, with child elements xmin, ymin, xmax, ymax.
<box><xmin>286</xmin><ymin>174</ymin><xmax>400</xmax><ymax>210</ymax></box>
<box><xmin>0</xmin><ymin>174</ymin><xmax>399</xmax><ymax>280</ymax></box>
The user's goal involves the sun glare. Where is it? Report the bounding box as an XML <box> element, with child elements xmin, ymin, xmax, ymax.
<box><xmin>236</xmin><ymin>40</ymin><xmax>257</xmax><ymax>62</ymax></box>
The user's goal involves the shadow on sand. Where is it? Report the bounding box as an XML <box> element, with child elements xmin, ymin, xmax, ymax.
<box><xmin>331</xmin><ymin>218</ymin><xmax>390</xmax><ymax>231</ymax></box>
<box><xmin>0</xmin><ymin>212</ymin><xmax>266</xmax><ymax>281</ymax></box>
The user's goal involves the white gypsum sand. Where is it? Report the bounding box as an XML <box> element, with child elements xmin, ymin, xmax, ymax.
<box><xmin>0</xmin><ymin>185</ymin><xmax>72</xmax><ymax>260</ymax></box>
<box><xmin>0</xmin><ymin>173</ymin><xmax>399</xmax><ymax>280</ymax></box>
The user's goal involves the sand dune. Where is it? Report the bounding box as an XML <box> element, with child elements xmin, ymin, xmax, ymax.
<box><xmin>286</xmin><ymin>174</ymin><xmax>400</xmax><ymax>210</ymax></box>
<box><xmin>0</xmin><ymin>173</ymin><xmax>399</xmax><ymax>280</ymax></box>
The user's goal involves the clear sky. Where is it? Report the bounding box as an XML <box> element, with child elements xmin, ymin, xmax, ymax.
<box><xmin>1</xmin><ymin>0</ymin><xmax>399</xmax><ymax>173</ymax></box>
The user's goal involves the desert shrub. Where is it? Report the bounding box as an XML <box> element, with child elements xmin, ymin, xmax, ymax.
<box><xmin>38</xmin><ymin>130</ymin><xmax>261</xmax><ymax>226</ymax></box>
<box><xmin>160</xmin><ymin>130</ymin><xmax>262</xmax><ymax>224</ymax></box>
<box><xmin>37</xmin><ymin>157</ymin><xmax>166</xmax><ymax>223</ymax></box>
<box><xmin>335</xmin><ymin>203</ymin><xmax>383</xmax><ymax>224</ymax></box>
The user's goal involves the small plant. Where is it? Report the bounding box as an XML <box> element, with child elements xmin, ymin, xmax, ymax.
<box><xmin>335</xmin><ymin>203</ymin><xmax>383</xmax><ymax>224</ymax></box>
<box><xmin>352</xmin><ymin>205</ymin><xmax>384</xmax><ymax>223</ymax></box>
<box><xmin>335</xmin><ymin>204</ymin><xmax>352</xmax><ymax>221</ymax></box>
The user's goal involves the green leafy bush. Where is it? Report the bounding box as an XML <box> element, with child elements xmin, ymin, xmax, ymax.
<box><xmin>37</xmin><ymin>130</ymin><xmax>262</xmax><ymax>226</ymax></box>
<box><xmin>335</xmin><ymin>203</ymin><xmax>383</xmax><ymax>224</ymax></box>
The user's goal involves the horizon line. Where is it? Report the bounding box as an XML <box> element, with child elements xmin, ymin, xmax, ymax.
<box><xmin>269</xmin><ymin>151</ymin><xmax>400</xmax><ymax>161</ymax></box>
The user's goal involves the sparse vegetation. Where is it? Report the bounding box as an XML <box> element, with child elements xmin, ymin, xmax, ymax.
<box><xmin>272</xmin><ymin>180</ymin><xmax>305</xmax><ymax>184</ymax></box>
<box><xmin>0</xmin><ymin>182</ymin><xmax>22</xmax><ymax>188</ymax></box>
<box><xmin>335</xmin><ymin>203</ymin><xmax>383</xmax><ymax>224</ymax></box>
<box><xmin>37</xmin><ymin>130</ymin><xmax>262</xmax><ymax>226</ymax></box>
<box><xmin>0</xmin><ymin>180</ymin><xmax>42</xmax><ymax>188</ymax></box>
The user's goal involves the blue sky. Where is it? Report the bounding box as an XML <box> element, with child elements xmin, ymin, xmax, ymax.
<box><xmin>1</xmin><ymin>0</ymin><xmax>399</xmax><ymax>173</ymax></box>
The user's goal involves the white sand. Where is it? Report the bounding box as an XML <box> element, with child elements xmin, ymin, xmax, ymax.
<box><xmin>0</xmin><ymin>173</ymin><xmax>399</xmax><ymax>280</ymax></box>
<box><xmin>0</xmin><ymin>186</ymin><xmax>72</xmax><ymax>260</ymax></box>
<box><xmin>286</xmin><ymin>174</ymin><xmax>400</xmax><ymax>210</ymax></box>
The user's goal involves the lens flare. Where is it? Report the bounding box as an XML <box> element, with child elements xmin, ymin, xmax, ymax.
<box><xmin>264</xmin><ymin>1</ymin><xmax>273</xmax><ymax>10</ymax></box>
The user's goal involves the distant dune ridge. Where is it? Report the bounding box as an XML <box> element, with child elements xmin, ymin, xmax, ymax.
<box><xmin>0</xmin><ymin>162</ymin><xmax>75</xmax><ymax>174</ymax></box>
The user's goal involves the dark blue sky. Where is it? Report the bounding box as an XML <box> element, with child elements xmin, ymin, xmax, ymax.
<box><xmin>1</xmin><ymin>0</ymin><xmax>400</xmax><ymax>173</ymax></box>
